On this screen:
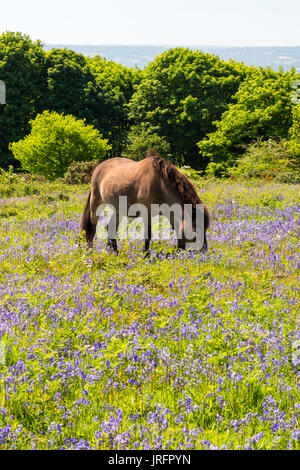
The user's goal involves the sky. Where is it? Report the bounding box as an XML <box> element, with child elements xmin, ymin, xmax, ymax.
<box><xmin>0</xmin><ymin>0</ymin><xmax>299</xmax><ymax>46</ymax></box>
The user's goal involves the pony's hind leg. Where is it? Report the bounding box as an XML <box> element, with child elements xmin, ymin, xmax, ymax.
<box><xmin>86</xmin><ymin>223</ymin><xmax>97</xmax><ymax>248</ymax></box>
<box><xmin>80</xmin><ymin>190</ymin><xmax>97</xmax><ymax>248</ymax></box>
<box><xmin>87</xmin><ymin>190</ymin><xmax>102</xmax><ymax>248</ymax></box>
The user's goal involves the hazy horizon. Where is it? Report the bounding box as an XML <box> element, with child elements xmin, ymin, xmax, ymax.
<box><xmin>45</xmin><ymin>43</ymin><xmax>300</xmax><ymax>48</ymax></box>
<box><xmin>43</xmin><ymin>44</ymin><xmax>300</xmax><ymax>71</ymax></box>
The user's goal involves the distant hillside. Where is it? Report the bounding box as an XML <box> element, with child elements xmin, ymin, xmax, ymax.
<box><xmin>44</xmin><ymin>44</ymin><xmax>300</xmax><ymax>71</ymax></box>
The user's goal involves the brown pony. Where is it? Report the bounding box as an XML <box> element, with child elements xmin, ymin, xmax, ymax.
<box><xmin>80</xmin><ymin>150</ymin><xmax>209</xmax><ymax>254</ymax></box>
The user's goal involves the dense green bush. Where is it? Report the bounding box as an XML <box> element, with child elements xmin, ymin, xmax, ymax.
<box><xmin>0</xmin><ymin>167</ymin><xmax>49</xmax><ymax>197</ymax></box>
<box><xmin>198</xmin><ymin>68</ymin><xmax>297</xmax><ymax>176</ymax></box>
<box><xmin>10</xmin><ymin>111</ymin><xmax>111</xmax><ymax>179</ymax></box>
<box><xmin>64</xmin><ymin>160</ymin><xmax>99</xmax><ymax>184</ymax></box>
<box><xmin>0</xmin><ymin>166</ymin><xmax>48</xmax><ymax>185</ymax></box>
<box><xmin>124</xmin><ymin>125</ymin><xmax>171</xmax><ymax>161</ymax></box>
<box><xmin>15</xmin><ymin>172</ymin><xmax>48</xmax><ymax>183</ymax></box>
<box><xmin>288</xmin><ymin>104</ymin><xmax>300</xmax><ymax>158</ymax></box>
<box><xmin>179</xmin><ymin>166</ymin><xmax>204</xmax><ymax>183</ymax></box>
<box><xmin>228</xmin><ymin>139</ymin><xmax>299</xmax><ymax>181</ymax></box>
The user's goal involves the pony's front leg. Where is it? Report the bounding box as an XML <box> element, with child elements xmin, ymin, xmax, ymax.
<box><xmin>107</xmin><ymin>238</ymin><xmax>118</xmax><ymax>253</ymax></box>
<box><xmin>144</xmin><ymin>217</ymin><xmax>152</xmax><ymax>257</ymax></box>
<box><xmin>107</xmin><ymin>209</ymin><xmax>119</xmax><ymax>254</ymax></box>
<box><xmin>169</xmin><ymin>212</ymin><xmax>185</xmax><ymax>250</ymax></box>
<box><xmin>177</xmin><ymin>238</ymin><xmax>186</xmax><ymax>250</ymax></box>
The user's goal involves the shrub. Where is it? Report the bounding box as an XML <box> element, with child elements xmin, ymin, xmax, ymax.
<box><xmin>275</xmin><ymin>171</ymin><xmax>300</xmax><ymax>184</ymax></box>
<box><xmin>288</xmin><ymin>104</ymin><xmax>300</xmax><ymax>158</ymax></box>
<box><xmin>124</xmin><ymin>125</ymin><xmax>172</xmax><ymax>161</ymax></box>
<box><xmin>9</xmin><ymin>111</ymin><xmax>111</xmax><ymax>180</ymax></box>
<box><xmin>205</xmin><ymin>161</ymin><xmax>229</xmax><ymax>178</ymax></box>
<box><xmin>179</xmin><ymin>165</ymin><xmax>203</xmax><ymax>180</ymax></box>
<box><xmin>64</xmin><ymin>160</ymin><xmax>99</xmax><ymax>184</ymax></box>
<box><xmin>0</xmin><ymin>166</ymin><xmax>19</xmax><ymax>184</ymax></box>
<box><xmin>228</xmin><ymin>139</ymin><xmax>299</xmax><ymax>181</ymax></box>
<box><xmin>16</xmin><ymin>173</ymin><xmax>48</xmax><ymax>183</ymax></box>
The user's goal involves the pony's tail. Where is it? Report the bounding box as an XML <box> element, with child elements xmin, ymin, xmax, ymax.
<box><xmin>80</xmin><ymin>191</ymin><xmax>95</xmax><ymax>245</ymax></box>
<box><xmin>203</xmin><ymin>205</ymin><xmax>210</xmax><ymax>250</ymax></box>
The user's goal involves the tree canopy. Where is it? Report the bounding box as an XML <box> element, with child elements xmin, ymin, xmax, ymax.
<box><xmin>288</xmin><ymin>104</ymin><xmax>300</xmax><ymax>159</ymax></box>
<box><xmin>0</xmin><ymin>34</ymin><xmax>139</xmax><ymax>168</ymax></box>
<box><xmin>1</xmin><ymin>33</ymin><xmax>300</xmax><ymax>177</ymax></box>
<box><xmin>128</xmin><ymin>48</ymin><xmax>248</xmax><ymax>168</ymax></box>
<box><xmin>0</xmin><ymin>32</ymin><xmax>46</xmax><ymax>168</ymax></box>
<box><xmin>198</xmin><ymin>67</ymin><xmax>297</xmax><ymax>176</ymax></box>
<box><xmin>87</xmin><ymin>56</ymin><xmax>141</xmax><ymax>154</ymax></box>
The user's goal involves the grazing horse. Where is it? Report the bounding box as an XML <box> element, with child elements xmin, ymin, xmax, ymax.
<box><xmin>80</xmin><ymin>150</ymin><xmax>209</xmax><ymax>254</ymax></box>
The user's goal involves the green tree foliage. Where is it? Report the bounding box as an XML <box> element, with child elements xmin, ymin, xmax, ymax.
<box><xmin>44</xmin><ymin>50</ymin><xmax>140</xmax><ymax>155</ymax></box>
<box><xmin>88</xmin><ymin>56</ymin><xmax>141</xmax><ymax>104</ymax></box>
<box><xmin>128</xmin><ymin>48</ymin><xmax>248</xmax><ymax>168</ymax></box>
<box><xmin>10</xmin><ymin>111</ymin><xmax>111</xmax><ymax>179</ymax></box>
<box><xmin>198</xmin><ymin>68</ymin><xmax>297</xmax><ymax>176</ymax></box>
<box><xmin>87</xmin><ymin>56</ymin><xmax>141</xmax><ymax>153</ymax></box>
<box><xmin>45</xmin><ymin>49</ymin><xmax>92</xmax><ymax>116</ymax></box>
<box><xmin>2</xmin><ymin>33</ymin><xmax>300</xmax><ymax>179</ymax></box>
<box><xmin>288</xmin><ymin>104</ymin><xmax>300</xmax><ymax>158</ymax></box>
<box><xmin>124</xmin><ymin>124</ymin><xmax>171</xmax><ymax>161</ymax></box>
<box><xmin>44</xmin><ymin>49</ymin><xmax>116</xmax><ymax>149</ymax></box>
<box><xmin>0</xmin><ymin>32</ymin><xmax>46</xmax><ymax>168</ymax></box>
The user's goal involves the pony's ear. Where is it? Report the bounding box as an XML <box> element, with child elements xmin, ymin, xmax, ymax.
<box><xmin>166</xmin><ymin>166</ymin><xmax>174</xmax><ymax>181</ymax></box>
<box><xmin>146</xmin><ymin>149</ymin><xmax>159</xmax><ymax>158</ymax></box>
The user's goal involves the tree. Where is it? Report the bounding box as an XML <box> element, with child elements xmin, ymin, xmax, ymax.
<box><xmin>128</xmin><ymin>48</ymin><xmax>248</xmax><ymax>168</ymax></box>
<box><xmin>44</xmin><ymin>49</ymin><xmax>115</xmax><ymax>145</ymax></box>
<box><xmin>87</xmin><ymin>56</ymin><xmax>141</xmax><ymax>154</ymax></box>
<box><xmin>45</xmin><ymin>48</ymin><xmax>91</xmax><ymax>116</ymax></box>
<box><xmin>288</xmin><ymin>104</ymin><xmax>300</xmax><ymax>159</ymax></box>
<box><xmin>0</xmin><ymin>32</ymin><xmax>46</xmax><ymax>168</ymax></box>
<box><xmin>198</xmin><ymin>67</ymin><xmax>297</xmax><ymax>176</ymax></box>
<box><xmin>45</xmin><ymin>50</ymin><xmax>140</xmax><ymax>155</ymax></box>
<box><xmin>10</xmin><ymin>111</ymin><xmax>111</xmax><ymax>179</ymax></box>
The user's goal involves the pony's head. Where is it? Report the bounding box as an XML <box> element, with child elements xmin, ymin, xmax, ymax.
<box><xmin>177</xmin><ymin>204</ymin><xmax>209</xmax><ymax>252</ymax></box>
<box><xmin>148</xmin><ymin>150</ymin><xmax>209</xmax><ymax>252</ymax></box>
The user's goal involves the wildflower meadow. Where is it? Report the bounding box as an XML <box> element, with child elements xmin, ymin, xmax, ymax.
<box><xmin>0</xmin><ymin>177</ymin><xmax>299</xmax><ymax>450</ymax></box>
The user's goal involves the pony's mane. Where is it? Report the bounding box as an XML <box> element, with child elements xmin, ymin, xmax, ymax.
<box><xmin>147</xmin><ymin>150</ymin><xmax>200</xmax><ymax>206</ymax></box>
<box><xmin>147</xmin><ymin>150</ymin><xmax>210</xmax><ymax>230</ymax></box>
